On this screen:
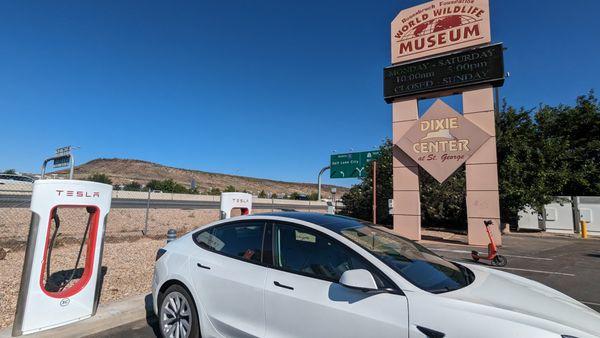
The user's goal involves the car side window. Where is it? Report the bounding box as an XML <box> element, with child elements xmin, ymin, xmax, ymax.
<box><xmin>194</xmin><ymin>222</ymin><xmax>265</xmax><ymax>263</ymax></box>
<box><xmin>273</xmin><ymin>222</ymin><xmax>389</xmax><ymax>286</ymax></box>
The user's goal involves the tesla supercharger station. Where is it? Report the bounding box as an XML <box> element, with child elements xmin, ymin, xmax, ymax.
<box><xmin>12</xmin><ymin>179</ymin><xmax>112</xmax><ymax>336</ymax></box>
<box><xmin>220</xmin><ymin>192</ymin><xmax>252</xmax><ymax>219</ymax></box>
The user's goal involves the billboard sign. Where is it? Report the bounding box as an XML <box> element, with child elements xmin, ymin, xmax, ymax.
<box><xmin>391</xmin><ymin>0</ymin><xmax>491</xmax><ymax>64</ymax></box>
<box><xmin>384</xmin><ymin>43</ymin><xmax>504</xmax><ymax>103</ymax></box>
<box><xmin>397</xmin><ymin>99</ymin><xmax>491</xmax><ymax>183</ymax></box>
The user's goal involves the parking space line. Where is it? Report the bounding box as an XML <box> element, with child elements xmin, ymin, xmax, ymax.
<box><xmin>492</xmin><ymin>267</ymin><xmax>575</xmax><ymax>277</ymax></box>
<box><xmin>432</xmin><ymin>248</ymin><xmax>553</xmax><ymax>261</ymax></box>
<box><xmin>500</xmin><ymin>254</ymin><xmax>553</xmax><ymax>261</ymax></box>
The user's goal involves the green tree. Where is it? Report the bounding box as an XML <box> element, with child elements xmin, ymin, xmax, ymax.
<box><xmin>206</xmin><ymin>187</ymin><xmax>221</xmax><ymax>195</ymax></box>
<box><xmin>258</xmin><ymin>190</ymin><xmax>267</xmax><ymax>198</ymax></box>
<box><xmin>497</xmin><ymin>103</ymin><xmax>572</xmax><ymax>223</ymax></box>
<box><xmin>534</xmin><ymin>92</ymin><xmax>600</xmax><ymax>196</ymax></box>
<box><xmin>308</xmin><ymin>192</ymin><xmax>319</xmax><ymax>201</ymax></box>
<box><xmin>289</xmin><ymin>192</ymin><xmax>301</xmax><ymax>200</ymax></box>
<box><xmin>340</xmin><ymin>139</ymin><xmax>394</xmax><ymax>226</ymax></box>
<box><xmin>86</xmin><ymin>173</ymin><xmax>113</xmax><ymax>185</ymax></box>
<box><xmin>224</xmin><ymin>185</ymin><xmax>236</xmax><ymax>192</ymax></box>
<box><xmin>2</xmin><ymin>169</ymin><xmax>17</xmax><ymax>174</ymax></box>
<box><xmin>123</xmin><ymin>181</ymin><xmax>142</xmax><ymax>191</ymax></box>
<box><xmin>419</xmin><ymin>167</ymin><xmax>466</xmax><ymax>228</ymax></box>
<box><xmin>146</xmin><ymin>179</ymin><xmax>189</xmax><ymax>193</ymax></box>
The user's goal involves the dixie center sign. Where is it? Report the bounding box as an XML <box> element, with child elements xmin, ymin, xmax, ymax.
<box><xmin>397</xmin><ymin>99</ymin><xmax>491</xmax><ymax>183</ymax></box>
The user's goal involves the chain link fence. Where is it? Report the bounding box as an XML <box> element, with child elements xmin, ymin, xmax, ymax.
<box><xmin>0</xmin><ymin>183</ymin><xmax>331</xmax><ymax>254</ymax></box>
<box><xmin>0</xmin><ymin>181</ymin><xmax>34</xmax><ymax>253</ymax></box>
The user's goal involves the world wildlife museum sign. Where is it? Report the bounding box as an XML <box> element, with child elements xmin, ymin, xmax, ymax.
<box><xmin>391</xmin><ymin>0</ymin><xmax>491</xmax><ymax>63</ymax></box>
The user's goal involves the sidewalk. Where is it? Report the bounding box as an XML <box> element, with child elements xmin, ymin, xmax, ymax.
<box><xmin>0</xmin><ymin>294</ymin><xmax>152</xmax><ymax>338</ymax></box>
<box><xmin>419</xmin><ymin>228</ymin><xmax>597</xmax><ymax>247</ymax></box>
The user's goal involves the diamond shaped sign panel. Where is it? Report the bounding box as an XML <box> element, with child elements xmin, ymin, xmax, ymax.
<box><xmin>397</xmin><ymin>99</ymin><xmax>491</xmax><ymax>183</ymax></box>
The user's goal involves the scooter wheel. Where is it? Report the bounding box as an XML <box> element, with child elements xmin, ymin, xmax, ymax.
<box><xmin>471</xmin><ymin>251</ymin><xmax>479</xmax><ymax>262</ymax></box>
<box><xmin>492</xmin><ymin>255</ymin><xmax>507</xmax><ymax>267</ymax></box>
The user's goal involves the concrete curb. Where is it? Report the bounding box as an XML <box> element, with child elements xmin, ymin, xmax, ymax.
<box><xmin>0</xmin><ymin>294</ymin><xmax>152</xmax><ymax>338</ymax></box>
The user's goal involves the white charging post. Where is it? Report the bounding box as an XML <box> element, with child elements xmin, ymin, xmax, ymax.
<box><xmin>12</xmin><ymin>152</ymin><xmax>112</xmax><ymax>336</ymax></box>
<box><xmin>220</xmin><ymin>192</ymin><xmax>252</xmax><ymax>219</ymax></box>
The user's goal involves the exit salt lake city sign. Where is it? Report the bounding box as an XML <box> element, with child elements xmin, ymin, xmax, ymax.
<box><xmin>330</xmin><ymin>151</ymin><xmax>380</xmax><ymax>179</ymax></box>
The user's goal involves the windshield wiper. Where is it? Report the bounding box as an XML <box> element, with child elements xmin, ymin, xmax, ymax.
<box><xmin>428</xmin><ymin>286</ymin><xmax>456</xmax><ymax>294</ymax></box>
<box><xmin>455</xmin><ymin>263</ymin><xmax>474</xmax><ymax>284</ymax></box>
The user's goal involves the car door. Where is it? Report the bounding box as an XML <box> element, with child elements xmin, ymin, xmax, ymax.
<box><xmin>189</xmin><ymin>221</ymin><xmax>269</xmax><ymax>338</ymax></box>
<box><xmin>264</xmin><ymin>222</ymin><xmax>409</xmax><ymax>338</ymax></box>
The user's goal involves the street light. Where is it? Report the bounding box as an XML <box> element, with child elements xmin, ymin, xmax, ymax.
<box><xmin>317</xmin><ymin>166</ymin><xmax>330</xmax><ymax>201</ymax></box>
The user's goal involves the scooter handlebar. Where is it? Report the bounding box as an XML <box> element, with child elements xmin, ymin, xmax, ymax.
<box><xmin>484</xmin><ymin>220</ymin><xmax>493</xmax><ymax>227</ymax></box>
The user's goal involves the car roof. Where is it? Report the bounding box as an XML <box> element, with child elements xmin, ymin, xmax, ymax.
<box><xmin>256</xmin><ymin>212</ymin><xmax>368</xmax><ymax>233</ymax></box>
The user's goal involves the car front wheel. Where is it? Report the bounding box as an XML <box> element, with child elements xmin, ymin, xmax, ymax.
<box><xmin>159</xmin><ymin>284</ymin><xmax>200</xmax><ymax>338</ymax></box>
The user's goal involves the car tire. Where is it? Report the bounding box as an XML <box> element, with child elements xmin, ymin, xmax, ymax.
<box><xmin>159</xmin><ymin>284</ymin><xmax>200</xmax><ymax>338</ymax></box>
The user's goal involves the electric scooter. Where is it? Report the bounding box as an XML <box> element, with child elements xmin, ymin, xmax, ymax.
<box><xmin>471</xmin><ymin>220</ymin><xmax>507</xmax><ymax>266</ymax></box>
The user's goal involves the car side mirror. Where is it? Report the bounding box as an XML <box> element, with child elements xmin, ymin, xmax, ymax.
<box><xmin>339</xmin><ymin>269</ymin><xmax>378</xmax><ymax>291</ymax></box>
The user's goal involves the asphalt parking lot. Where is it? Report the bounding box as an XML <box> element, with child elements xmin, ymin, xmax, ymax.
<box><xmin>427</xmin><ymin>234</ymin><xmax>600</xmax><ymax>312</ymax></box>
<box><xmin>89</xmin><ymin>233</ymin><xmax>600</xmax><ymax>337</ymax></box>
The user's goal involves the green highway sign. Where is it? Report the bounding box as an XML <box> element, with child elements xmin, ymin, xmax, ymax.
<box><xmin>330</xmin><ymin>150</ymin><xmax>381</xmax><ymax>178</ymax></box>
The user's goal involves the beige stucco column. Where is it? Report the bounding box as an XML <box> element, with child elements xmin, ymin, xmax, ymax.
<box><xmin>392</xmin><ymin>98</ymin><xmax>421</xmax><ymax>240</ymax></box>
<box><xmin>463</xmin><ymin>86</ymin><xmax>502</xmax><ymax>246</ymax></box>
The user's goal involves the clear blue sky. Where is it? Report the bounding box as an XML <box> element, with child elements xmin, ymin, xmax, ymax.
<box><xmin>1</xmin><ymin>0</ymin><xmax>598</xmax><ymax>186</ymax></box>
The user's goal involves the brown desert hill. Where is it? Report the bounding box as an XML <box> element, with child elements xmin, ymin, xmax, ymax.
<box><xmin>66</xmin><ymin>158</ymin><xmax>347</xmax><ymax>197</ymax></box>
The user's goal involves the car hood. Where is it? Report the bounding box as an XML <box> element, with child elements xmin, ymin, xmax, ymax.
<box><xmin>442</xmin><ymin>264</ymin><xmax>600</xmax><ymax>336</ymax></box>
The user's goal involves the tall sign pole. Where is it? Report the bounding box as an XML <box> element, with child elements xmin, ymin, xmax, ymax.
<box><xmin>372</xmin><ymin>161</ymin><xmax>377</xmax><ymax>224</ymax></box>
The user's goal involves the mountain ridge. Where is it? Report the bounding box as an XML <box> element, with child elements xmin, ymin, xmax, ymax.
<box><xmin>67</xmin><ymin>158</ymin><xmax>347</xmax><ymax>197</ymax></box>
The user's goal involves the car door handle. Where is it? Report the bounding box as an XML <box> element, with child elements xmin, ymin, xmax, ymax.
<box><xmin>273</xmin><ymin>281</ymin><xmax>294</xmax><ymax>290</ymax></box>
<box><xmin>417</xmin><ymin>326</ymin><xmax>445</xmax><ymax>338</ymax></box>
<box><xmin>196</xmin><ymin>263</ymin><xmax>211</xmax><ymax>270</ymax></box>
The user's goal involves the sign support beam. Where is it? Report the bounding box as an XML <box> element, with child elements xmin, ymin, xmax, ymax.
<box><xmin>372</xmin><ymin>161</ymin><xmax>377</xmax><ymax>224</ymax></box>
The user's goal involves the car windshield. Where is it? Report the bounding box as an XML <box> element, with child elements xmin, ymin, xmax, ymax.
<box><xmin>340</xmin><ymin>224</ymin><xmax>473</xmax><ymax>293</ymax></box>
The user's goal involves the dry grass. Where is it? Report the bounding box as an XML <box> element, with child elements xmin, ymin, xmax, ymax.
<box><xmin>0</xmin><ymin>237</ymin><xmax>167</xmax><ymax>329</ymax></box>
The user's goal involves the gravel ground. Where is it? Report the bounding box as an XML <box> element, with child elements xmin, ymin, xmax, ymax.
<box><xmin>0</xmin><ymin>208</ymin><xmax>220</xmax><ymax>330</ymax></box>
<box><xmin>0</xmin><ymin>208</ymin><xmax>219</xmax><ymax>250</ymax></box>
<box><xmin>0</xmin><ymin>237</ymin><xmax>166</xmax><ymax>329</ymax></box>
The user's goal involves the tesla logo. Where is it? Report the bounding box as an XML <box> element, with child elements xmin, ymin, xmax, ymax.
<box><xmin>56</xmin><ymin>190</ymin><xmax>100</xmax><ymax>198</ymax></box>
<box><xmin>60</xmin><ymin>298</ymin><xmax>70</xmax><ymax>307</ymax></box>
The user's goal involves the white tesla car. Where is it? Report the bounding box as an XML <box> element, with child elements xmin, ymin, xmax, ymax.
<box><xmin>151</xmin><ymin>213</ymin><xmax>600</xmax><ymax>338</ymax></box>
